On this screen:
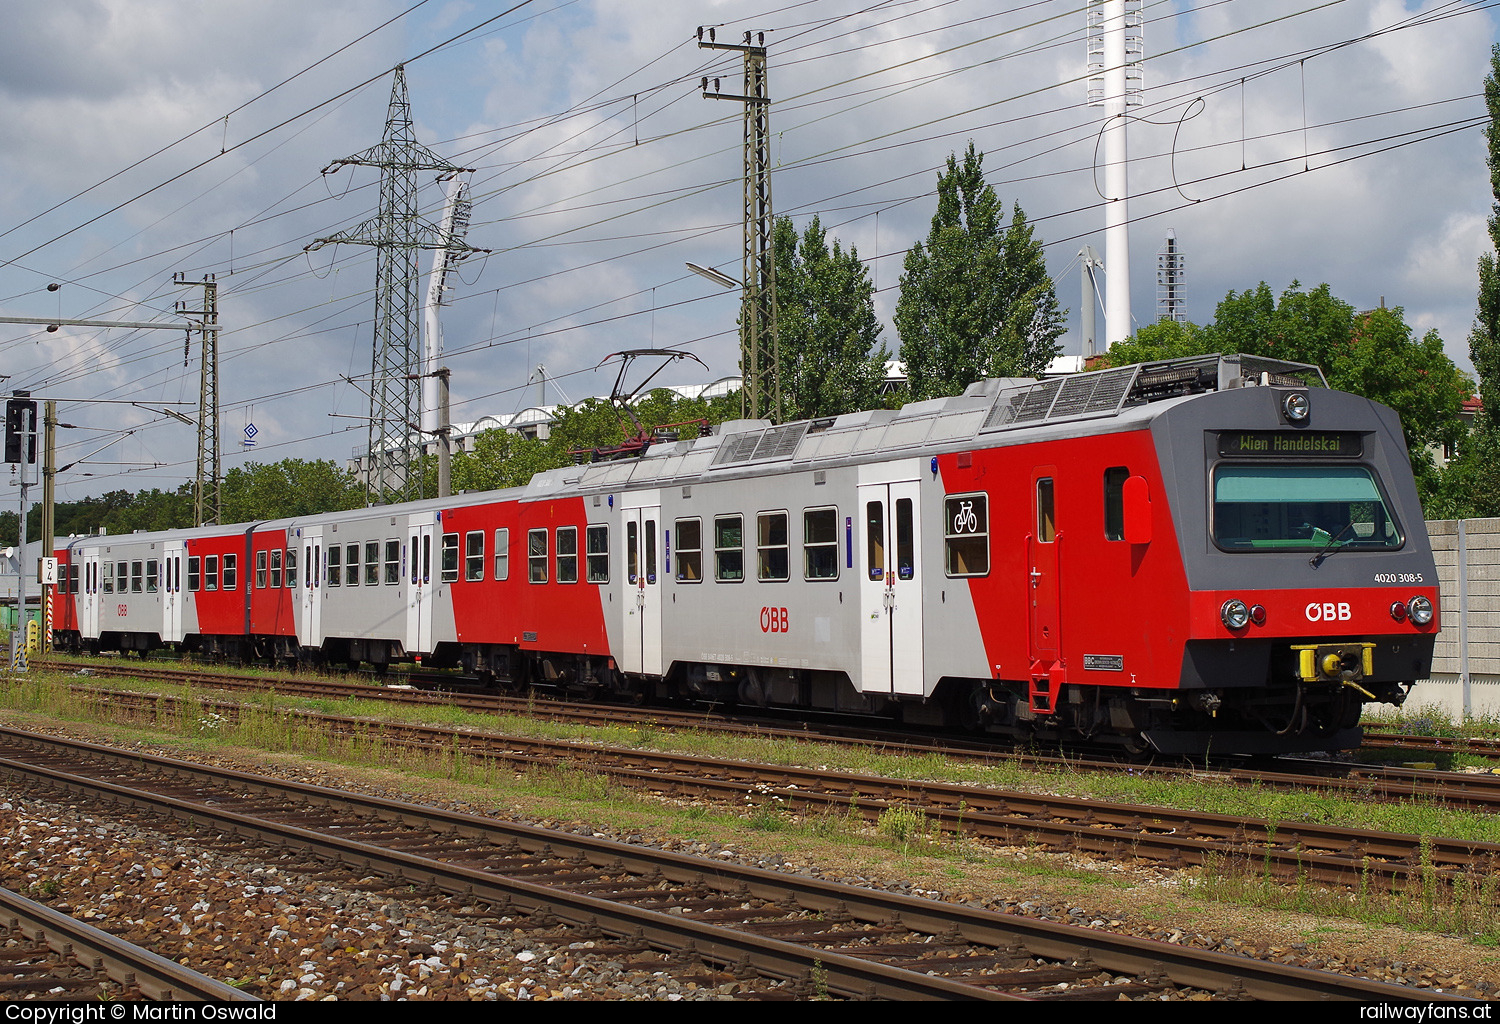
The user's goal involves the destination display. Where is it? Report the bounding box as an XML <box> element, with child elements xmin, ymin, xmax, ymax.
<box><xmin>1217</xmin><ymin>431</ymin><xmax>1362</xmax><ymax>458</ymax></box>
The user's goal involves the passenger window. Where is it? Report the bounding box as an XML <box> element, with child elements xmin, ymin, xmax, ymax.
<box><xmin>556</xmin><ymin>527</ymin><xmax>578</xmax><ymax>584</ymax></box>
<box><xmin>188</xmin><ymin>557</ymin><xmax>200</xmax><ymax>591</ymax></box>
<box><xmin>327</xmin><ymin>545</ymin><xmax>341</xmax><ymax>587</ymax></box>
<box><xmin>103</xmin><ymin>562</ymin><xmax>114</xmax><ymax>594</ymax></box>
<box><xmin>465</xmin><ymin>531</ymin><xmax>485</xmax><ymax>581</ymax></box>
<box><xmin>528</xmin><ymin>529</ymin><xmax>548</xmax><ymax>582</ymax></box>
<box><xmin>945</xmin><ymin>493</ymin><xmax>989</xmax><ymax>577</ymax></box>
<box><xmin>757</xmin><ymin>511</ymin><xmax>789</xmax><ymax>582</ymax></box>
<box><xmin>715</xmin><ymin>515</ymin><xmax>743</xmax><ymax>582</ymax></box>
<box><xmin>222</xmin><ymin>554</ymin><xmax>237</xmax><ymax>591</ymax></box>
<box><xmin>441</xmin><ymin>532</ymin><xmax>459</xmax><ymax>582</ymax></box>
<box><xmin>586</xmin><ymin>525</ymin><xmax>609</xmax><ymax>583</ymax></box>
<box><xmin>256</xmin><ymin>551</ymin><xmax>268</xmax><ymax>589</ymax></box>
<box><xmin>675</xmin><ymin>518</ymin><xmax>702</xmax><ymax>582</ymax></box>
<box><xmin>146</xmin><ymin>559</ymin><xmax>158</xmax><ymax>594</ymax></box>
<box><xmin>206</xmin><ymin>555</ymin><xmax>219</xmax><ymax>592</ymax></box>
<box><xmin>269</xmin><ymin>549</ymin><xmax>283</xmax><ymax>589</ymax></box>
<box><xmin>345</xmin><ymin>544</ymin><xmax>360</xmax><ymax>587</ymax></box>
<box><xmin>364</xmin><ymin>542</ymin><xmax>380</xmax><ymax>586</ymax></box>
<box><xmin>803</xmin><ymin>507</ymin><xmax>838</xmax><ymax>581</ymax></box>
<box><xmin>285</xmin><ymin>548</ymin><xmax>297</xmax><ymax>590</ymax></box>
<box><xmin>384</xmin><ymin>540</ymin><xmax>400</xmax><ymax>584</ymax></box>
<box><xmin>1104</xmin><ymin>466</ymin><xmax>1128</xmax><ymax>541</ymax></box>
<box><xmin>132</xmin><ymin>561</ymin><xmax>143</xmax><ymax>593</ymax></box>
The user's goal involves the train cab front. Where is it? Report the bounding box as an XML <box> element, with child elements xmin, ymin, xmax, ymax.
<box><xmin>1147</xmin><ymin>381</ymin><xmax>1439</xmax><ymax>756</ymax></box>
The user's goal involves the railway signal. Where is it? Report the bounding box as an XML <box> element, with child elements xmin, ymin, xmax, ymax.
<box><xmin>5</xmin><ymin>395</ymin><xmax>36</xmax><ymax>465</ymax></box>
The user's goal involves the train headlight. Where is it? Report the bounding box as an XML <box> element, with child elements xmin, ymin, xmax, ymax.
<box><xmin>1220</xmin><ymin>599</ymin><xmax>1251</xmax><ymax>630</ymax></box>
<box><xmin>1407</xmin><ymin>595</ymin><xmax>1434</xmax><ymax>625</ymax></box>
<box><xmin>1282</xmin><ymin>392</ymin><xmax>1310</xmax><ymax>423</ymax></box>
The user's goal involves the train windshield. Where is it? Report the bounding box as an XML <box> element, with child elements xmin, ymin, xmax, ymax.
<box><xmin>1212</xmin><ymin>465</ymin><xmax>1403</xmax><ymax>551</ymax></box>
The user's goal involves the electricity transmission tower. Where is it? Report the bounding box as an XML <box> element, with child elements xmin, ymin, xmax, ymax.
<box><xmin>175</xmin><ymin>273</ymin><xmax>221</xmax><ymax>525</ymax></box>
<box><xmin>699</xmin><ymin>27</ymin><xmax>781</xmax><ymax>423</ymax></box>
<box><xmin>307</xmin><ymin>65</ymin><xmax>479</xmax><ymax>503</ymax></box>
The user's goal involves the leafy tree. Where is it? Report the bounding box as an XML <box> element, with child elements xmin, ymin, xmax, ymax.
<box><xmin>1101</xmin><ymin>281</ymin><xmax>1469</xmax><ymax>512</ymax></box>
<box><xmin>773</xmin><ymin>215</ymin><xmax>889</xmax><ymax>420</ymax></box>
<box><xmin>894</xmin><ymin>143</ymin><xmax>1065</xmax><ymax>399</ymax></box>
<box><xmin>1471</xmin><ymin>43</ymin><xmax>1500</xmax><ymax>429</ymax></box>
<box><xmin>1441</xmin><ymin>44</ymin><xmax>1500</xmax><ymax>518</ymax></box>
<box><xmin>443</xmin><ymin>389</ymin><xmax>741</xmax><ymax>495</ymax></box>
<box><xmin>219</xmin><ymin>459</ymin><xmax>366</xmax><ymax>523</ymax></box>
<box><xmin>449</xmin><ymin>428</ymin><xmax>565</xmax><ymax>493</ymax></box>
<box><xmin>1096</xmin><ymin>318</ymin><xmax>1211</xmax><ymax>365</ymax></box>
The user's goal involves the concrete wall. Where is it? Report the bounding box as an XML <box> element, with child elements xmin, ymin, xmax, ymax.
<box><xmin>1417</xmin><ymin>519</ymin><xmax>1500</xmax><ymax>721</ymax></box>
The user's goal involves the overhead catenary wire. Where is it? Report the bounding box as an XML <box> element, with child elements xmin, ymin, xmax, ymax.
<box><xmin>5</xmin><ymin>0</ymin><xmax>1494</xmax><ymax>493</ymax></box>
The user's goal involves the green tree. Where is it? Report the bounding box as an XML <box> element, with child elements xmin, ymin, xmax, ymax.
<box><xmin>219</xmin><ymin>459</ymin><xmax>366</xmax><ymax>523</ymax></box>
<box><xmin>894</xmin><ymin>143</ymin><xmax>1065</xmax><ymax>400</ymax></box>
<box><xmin>773</xmin><ymin>215</ymin><xmax>889</xmax><ymax>420</ymax></box>
<box><xmin>1097</xmin><ymin>318</ymin><xmax>1211</xmax><ymax>365</ymax></box>
<box><xmin>1471</xmin><ymin>44</ymin><xmax>1500</xmax><ymax>427</ymax></box>
<box><xmin>1102</xmin><ymin>281</ymin><xmax>1469</xmax><ymax>513</ymax></box>
<box><xmin>445</xmin><ymin>389</ymin><xmax>741</xmax><ymax>494</ymax></box>
<box><xmin>1442</xmin><ymin>44</ymin><xmax>1500</xmax><ymax>518</ymax></box>
<box><xmin>449</xmin><ymin>428</ymin><xmax>566</xmax><ymax>493</ymax></box>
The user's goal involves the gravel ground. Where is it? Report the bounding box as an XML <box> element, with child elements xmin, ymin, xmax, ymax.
<box><xmin>1</xmin><ymin>714</ymin><xmax>1496</xmax><ymax>1000</ymax></box>
<box><xmin>0</xmin><ymin>793</ymin><xmax>793</xmax><ymax>1001</ymax></box>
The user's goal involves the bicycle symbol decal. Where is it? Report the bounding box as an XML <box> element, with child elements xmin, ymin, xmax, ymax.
<box><xmin>952</xmin><ymin>500</ymin><xmax>979</xmax><ymax>534</ymax></box>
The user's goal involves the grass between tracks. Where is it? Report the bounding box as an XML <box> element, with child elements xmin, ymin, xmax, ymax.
<box><xmin>2</xmin><ymin>667</ymin><xmax>1499</xmax><ymax>953</ymax></box>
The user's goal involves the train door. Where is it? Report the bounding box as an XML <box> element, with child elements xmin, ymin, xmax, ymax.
<box><xmin>162</xmin><ymin>540</ymin><xmax>185</xmax><ymax>644</ymax></box>
<box><xmin>1027</xmin><ymin>467</ymin><xmax>1061</xmax><ymax>713</ymax></box>
<box><xmin>406</xmin><ymin>518</ymin><xmax>435</xmax><ymax>657</ymax></box>
<box><xmin>80</xmin><ymin>549</ymin><xmax>101</xmax><ymax>640</ymax></box>
<box><xmin>298</xmin><ymin>526</ymin><xmax>324</xmax><ymax>653</ymax></box>
<box><xmin>858</xmin><ymin>476</ymin><xmax>924</xmax><ymax>695</ymax></box>
<box><xmin>620</xmin><ymin>498</ymin><xmax>662</xmax><ymax>677</ymax></box>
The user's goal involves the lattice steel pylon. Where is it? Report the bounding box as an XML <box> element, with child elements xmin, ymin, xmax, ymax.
<box><xmin>699</xmin><ymin>28</ymin><xmax>781</xmax><ymax>424</ymax></box>
<box><xmin>175</xmin><ymin>273</ymin><xmax>222</xmax><ymax>526</ymax></box>
<box><xmin>307</xmin><ymin>66</ymin><xmax>478</xmax><ymax>503</ymax></box>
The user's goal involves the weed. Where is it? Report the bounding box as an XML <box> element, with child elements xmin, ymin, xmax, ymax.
<box><xmin>876</xmin><ymin>805</ymin><xmax>929</xmax><ymax>849</ymax></box>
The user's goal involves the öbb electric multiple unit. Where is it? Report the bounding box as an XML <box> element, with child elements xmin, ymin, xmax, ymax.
<box><xmin>51</xmin><ymin>354</ymin><xmax>1439</xmax><ymax>755</ymax></box>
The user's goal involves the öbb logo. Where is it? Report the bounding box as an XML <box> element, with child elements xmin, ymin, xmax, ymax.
<box><xmin>760</xmin><ymin>607</ymin><xmax>789</xmax><ymax>633</ymax></box>
<box><xmin>1305</xmin><ymin>601</ymin><xmax>1352</xmax><ymax>622</ymax></box>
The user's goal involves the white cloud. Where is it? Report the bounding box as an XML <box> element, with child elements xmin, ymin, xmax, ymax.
<box><xmin>0</xmin><ymin>0</ymin><xmax>1495</xmax><ymax>500</ymax></box>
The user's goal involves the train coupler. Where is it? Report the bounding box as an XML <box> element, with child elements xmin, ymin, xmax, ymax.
<box><xmin>1290</xmin><ymin>641</ymin><xmax>1375</xmax><ymax>683</ymax></box>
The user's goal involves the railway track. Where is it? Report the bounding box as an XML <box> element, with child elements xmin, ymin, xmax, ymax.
<box><xmin>0</xmin><ymin>725</ymin><xmax>1470</xmax><ymax>1002</ymax></box>
<box><xmin>0</xmin><ymin>885</ymin><xmax>258</xmax><ymax>1001</ymax></box>
<box><xmin>36</xmin><ymin>685</ymin><xmax>1500</xmax><ymax>899</ymax></box>
<box><xmin>35</xmin><ymin>657</ymin><xmax>1500</xmax><ymax>813</ymax></box>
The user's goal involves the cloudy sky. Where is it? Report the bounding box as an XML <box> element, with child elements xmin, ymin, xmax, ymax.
<box><xmin>1</xmin><ymin>0</ymin><xmax>1495</xmax><ymax>504</ymax></box>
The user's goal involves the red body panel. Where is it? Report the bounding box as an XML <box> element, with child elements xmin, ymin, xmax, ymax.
<box><xmin>442</xmin><ymin>496</ymin><xmax>610</xmax><ymax>657</ymax></box>
<box><xmin>941</xmin><ymin>430</ymin><xmax>1190</xmax><ymax>692</ymax></box>
<box><xmin>185</xmin><ymin>534</ymin><xmax>249</xmax><ymax>636</ymax></box>
<box><xmin>247</xmin><ymin>529</ymin><xmax>296</xmax><ymax>638</ymax></box>
<box><xmin>53</xmin><ymin>552</ymin><xmax>79</xmax><ymax>632</ymax></box>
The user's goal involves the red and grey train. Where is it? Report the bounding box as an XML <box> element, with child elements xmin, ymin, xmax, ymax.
<box><xmin>51</xmin><ymin>354</ymin><xmax>1439</xmax><ymax>755</ymax></box>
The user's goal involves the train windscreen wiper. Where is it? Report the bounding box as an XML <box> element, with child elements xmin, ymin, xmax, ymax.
<box><xmin>1308</xmin><ymin>522</ymin><xmax>1354</xmax><ymax>568</ymax></box>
